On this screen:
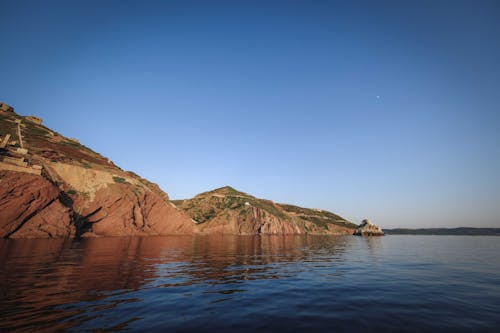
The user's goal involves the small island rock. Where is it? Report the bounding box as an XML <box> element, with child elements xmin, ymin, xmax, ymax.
<box><xmin>354</xmin><ymin>219</ymin><xmax>384</xmax><ymax>236</ymax></box>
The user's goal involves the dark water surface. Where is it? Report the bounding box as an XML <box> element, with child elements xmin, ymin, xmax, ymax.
<box><xmin>1</xmin><ymin>235</ymin><xmax>499</xmax><ymax>332</ymax></box>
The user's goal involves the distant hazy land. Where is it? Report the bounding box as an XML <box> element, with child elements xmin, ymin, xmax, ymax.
<box><xmin>384</xmin><ymin>227</ymin><xmax>500</xmax><ymax>236</ymax></box>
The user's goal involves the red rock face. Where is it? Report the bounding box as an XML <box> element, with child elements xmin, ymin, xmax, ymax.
<box><xmin>10</xmin><ymin>200</ymin><xmax>74</xmax><ymax>239</ymax></box>
<box><xmin>73</xmin><ymin>184</ymin><xmax>195</xmax><ymax>237</ymax></box>
<box><xmin>0</xmin><ymin>171</ymin><xmax>73</xmax><ymax>238</ymax></box>
<box><xmin>0</xmin><ymin>170</ymin><xmax>194</xmax><ymax>238</ymax></box>
<box><xmin>196</xmin><ymin>208</ymin><xmax>355</xmax><ymax>235</ymax></box>
<box><xmin>197</xmin><ymin>207</ymin><xmax>305</xmax><ymax>235</ymax></box>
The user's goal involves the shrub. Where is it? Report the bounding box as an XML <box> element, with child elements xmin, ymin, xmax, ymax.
<box><xmin>113</xmin><ymin>176</ymin><xmax>128</xmax><ymax>184</ymax></box>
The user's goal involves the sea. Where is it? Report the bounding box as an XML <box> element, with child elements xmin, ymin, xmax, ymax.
<box><xmin>1</xmin><ymin>235</ymin><xmax>499</xmax><ymax>332</ymax></box>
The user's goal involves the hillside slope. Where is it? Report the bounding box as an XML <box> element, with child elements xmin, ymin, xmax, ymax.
<box><xmin>0</xmin><ymin>104</ymin><xmax>195</xmax><ymax>238</ymax></box>
<box><xmin>172</xmin><ymin>186</ymin><xmax>357</xmax><ymax>235</ymax></box>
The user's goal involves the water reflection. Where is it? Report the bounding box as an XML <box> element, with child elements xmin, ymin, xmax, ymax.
<box><xmin>360</xmin><ymin>235</ymin><xmax>384</xmax><ymax>258</ymax></box>
<box><xmin>2</xmin><ymin>236</ymin><xmax>500</xmax><ymax>332</ymax></box>
<box><xmin>0</xmin><ymin>235</ymin><xmax>351</xmax><ymax>332</ymax></box>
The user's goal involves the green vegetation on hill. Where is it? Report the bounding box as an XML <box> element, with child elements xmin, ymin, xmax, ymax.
<box><xmin>175</xmin><ymin>187</ymin><xmax>289</xmax><ymax>223</ymax></box>
<box><xmin>173</xmin><ymin>186</ymin><xmax>356</xmax><ymax>231</ymax></box>
<box><xmin>199</xmin><ymin>186</ymin><xmax>252</xmax><ymax>198</ymax></box>
<box><xmin>278</xmin><ymin>203</ymin><xmax>357</xmax><ymax>229</ymax></box>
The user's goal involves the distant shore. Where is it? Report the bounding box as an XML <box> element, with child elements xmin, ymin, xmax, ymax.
<box><xmin>384</xmin><ymin>227</ymin><xmax>500</xmax><ymax>236</ymax></box>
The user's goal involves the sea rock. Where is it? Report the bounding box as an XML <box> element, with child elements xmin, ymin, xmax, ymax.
<box><xmin>354</xmin><ymin>219</ymin><xmax>384</xmax><ymax>236</ymax></box>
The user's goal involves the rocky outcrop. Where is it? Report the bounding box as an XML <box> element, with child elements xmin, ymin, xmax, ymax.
<box><xmin>0</xmin><ymin>107</ymin><xmax>195</xmax><ymax>238</ymax></box>
<box><xmin>0</xmin><ymin>167</ymin><xmax>195</xmax><ymax>238</ymax></box>
<box><xmin>354</xmin><ymin>219</ymin><xmax>384</xmax><ymax>236</ymax></box>
<box><xmin>173</xmin><ymin>186</ymin><xmax>357</xmax><ymax>235</ymax></box>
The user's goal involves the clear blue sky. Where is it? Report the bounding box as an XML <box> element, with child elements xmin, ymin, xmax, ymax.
<box><xmin>1</xmin><ymin>0</ymin><xmax>499</xmax><ymax>228</ymax></box>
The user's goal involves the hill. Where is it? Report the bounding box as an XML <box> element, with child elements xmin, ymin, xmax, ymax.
<box><xmin>172</xmin><ymin>186</ymin><xmax>357</xmax><ymax>235</ymax></box>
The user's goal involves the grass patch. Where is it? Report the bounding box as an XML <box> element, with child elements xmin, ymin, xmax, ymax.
<box><xmin>24</xmin><ymin>123</ymin><xmax>51</xmax><ymax>138</ymax></box>
<box><xmin>190</xmin><ymin>207</ymin><xmax>217</xmax><ymax>224</ymax></box>
<box><xmin>113</xmin><ymin>176</ymin><xmax>129</xmax><ymax>184</ymax></box>
<box><xmin>62</xmin><ymin>140</ymin><xmax>81</xmax><ymax>149</ymax></box>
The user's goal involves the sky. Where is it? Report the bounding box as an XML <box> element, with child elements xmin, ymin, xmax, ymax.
<box><xmin>1</xmin><ymin>0</ymin><xmax>499</xmax><ymax>228</ymax></box>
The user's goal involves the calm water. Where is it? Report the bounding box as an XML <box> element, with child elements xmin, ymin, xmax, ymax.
<box><xmin>1</xmin><ymin>235</ymin><xmax>499</xmax><ymax>332</ymax></box>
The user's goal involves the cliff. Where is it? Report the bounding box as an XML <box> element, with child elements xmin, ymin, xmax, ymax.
<box><xmin>0</xmin><ymin>105</ymin><xmax>195</xmax><ymax>238</ymax></box>
<box><xmin>172</xmin><ymin>186</ymin><xmax>357</xmax><ymax>235</ymax></box>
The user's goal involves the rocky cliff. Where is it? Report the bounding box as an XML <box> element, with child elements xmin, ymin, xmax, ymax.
<box><xmin>0</xmin><ymin>106</ymin><xmax>195</xmax><ymax>238</ymax></box>
<box><xmin>172</xmin><ymin>186</ymin><xmax>357</xmax><ymax>235</ymax></box>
